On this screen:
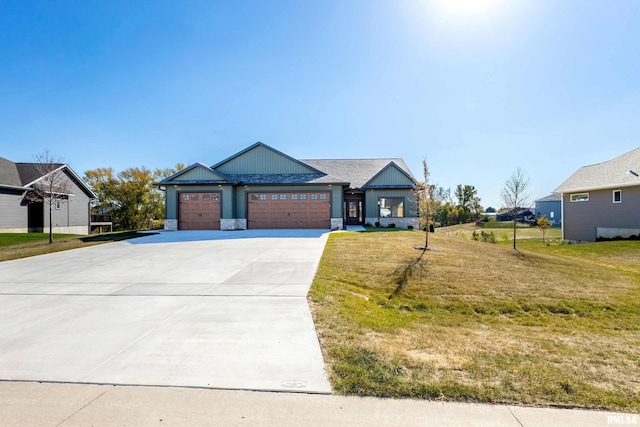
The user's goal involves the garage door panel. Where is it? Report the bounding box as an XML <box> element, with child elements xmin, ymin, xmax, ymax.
<box><xmin>248</xmin><ymin>192</ymin><xmax>330</xmax><ymax>229</ymax></box>
<box><xmin>179</xmin><ymin>192</ymin><xmax>221</xmax><ymax>230</ymax></box>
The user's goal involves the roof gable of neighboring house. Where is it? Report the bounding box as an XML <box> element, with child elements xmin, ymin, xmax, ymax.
<box><xmin>301</xmin><ymin>158</ymin><xmax>415</xmax><ymax>189</ymax></box>
<box><xmin>212</xmin><ymin>142</ymin><xmax>322</xmax><ymax>175</ymax></box>
<box><xmin>535</xmin><ymin>194</ymin><xmax>561</xmax><ymax>203</ymax></box>
<box><xmin>159</xmin><ymin>163</ymin><xmax>231</xmax><ymax>185</ymax></box>
<box><xmin>554</xmin><ymin>147</ymin><xmax>640</xmax><ymax>193</ymax></box>
<box><xmin>0</xmin><ymin>157</ymin><xmax>96</xmax><ymax>198</ymax></box>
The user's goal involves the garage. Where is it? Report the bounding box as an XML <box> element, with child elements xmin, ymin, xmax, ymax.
<box><xmin>247</xmin><ymin>192</ymin><xmax>330</xmax><ymax>229</ymax></box>
<box><xmin>178</xmin><ymin>192</ymin><xmax>221</xmax><ymax>230</ymax></box>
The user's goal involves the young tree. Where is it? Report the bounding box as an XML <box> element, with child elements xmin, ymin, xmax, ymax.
<box><xmin>537</xmin><ymin>215</ymin><xmax>551</xmax><ymax>244</ymax></box>
<box><xmin>28</xmin><ymin>149</ymin><xmax>72</xmax><ymax>243</ymax></box>
<box><xmin>500</xmin><ymin>167</ymin><xmax>531</xmax><ymax>250</ymax></box>
<box><xmin>414</xmin><ymin>159</ymin><xmax>440</xmax><ymax>250</ymax></box>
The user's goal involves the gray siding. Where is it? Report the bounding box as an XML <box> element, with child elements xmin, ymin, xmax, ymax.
<box><xmin>365</xmin><ymin>189</ymin><xmax>418</xmax><ymax>220</ymax></box>
<box><xmin>0</xmin><ymin>189</ymin><xmax>28</xmax><ymax>230</ymax></box>
<box><xmin>563</xmin><ymin>186</ymin><xmax>640</xmax><ymax>242</ymax></box>
<box><xmin>44</xmin><ymin>172</ymin><xmax>91</xmax><ymax>231</ymax></box>
<box><xmin>216</xmin><ymin>145</ymin><xmax>315</xmax><ymax>175</ymax></box>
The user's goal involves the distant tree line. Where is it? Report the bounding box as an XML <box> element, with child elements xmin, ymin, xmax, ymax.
<box><xmin>83</xmin><ymin>165</ymin><xmax>184</xmax><ymax>231</ymax></box>
<box><xmin>431</xmin><ymin>184</ymin><xmax>484</xmax><ymax>227</ymax></box>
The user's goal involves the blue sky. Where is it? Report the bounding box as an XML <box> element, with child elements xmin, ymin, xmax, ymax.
<box><xmin>1</xmin><ymin>0</ymin><xmax>638</xmax><ymax>209</ymax></box>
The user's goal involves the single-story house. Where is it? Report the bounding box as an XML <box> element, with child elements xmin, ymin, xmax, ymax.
<box><xmin>534</xmin><ymin>194</ymin><xmax>561</xmax><ymax>225</ymax></box>
<box><xmin>0</xmin><ymin>156</ymin><xmax>96</xmax><ymax>234</ymax></box>
<box><xmin>554</xmin><ymin>147</ymin><xmax>640</xmax><ymax>242</ymax></box>
<box><xmin>158</xmin><ymin>142</ymin><xmax>420</xmax><ymax>231</ymax></box>
<box><xmin>496</xmin><ymin>207</ymin><xmax>534</xmax><ymax>223</ymax></box>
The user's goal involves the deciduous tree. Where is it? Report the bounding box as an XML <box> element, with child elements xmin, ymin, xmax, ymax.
<box><xmin>537</xmin><ymin>215</ymin><xmax>551</xmax><ymax>244</ymax></box>
<box><xmin>27</xmin><ymin>149</ymin><xmax>72</xmax><ymax>243</ymax></box>
<box><xmin>500</xmin><ymin>167</ymin><xmax>531</xmax><ymax>250</ymax></box>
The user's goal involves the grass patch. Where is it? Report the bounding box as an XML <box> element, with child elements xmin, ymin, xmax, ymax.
<box><xmin>309</xmin><ymin>231</ymin><xmax>640</xmax><ymax>411</ymax></box>
<box><xmin>0</xmin><ymin>231</ymin><xmax>152</xmax><ymax>262</ymax></box>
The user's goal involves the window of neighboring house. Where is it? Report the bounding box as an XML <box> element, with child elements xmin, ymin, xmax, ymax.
<box><xmin>550</xmin><ymin>211</ymin><xmax>554</xmax><ymax>219</ymax></box>
<box><xmin>379</xmin><ymin>198</ymin><xmax>404</xmax><ymax>218</ymax></box>
<box><xmin>260</xmin><ymin>194</ymin><xmax>267</xmax><ymax>200</ymax></box>
<box><xmin>613</xmin><ymin>190</ymin><xmax>622</xmax><ymax>203</ymax></box>
<box><xmin>271</xmin><ymin>194</ymin><xmax>278</xmax><ymax>200</ymax></box>
<box><xmin>291</xmin><ymin>194</ymin><xmax>298</xmax><ymax>200</ymax></box>
<box><xmin>570</xmin><ymin>193</ymin><xmax>589</xmax><ymax>202</ymax></box>
<box><xmin>55</xmin><ymin>200</ymin><xmax>62</xmax><ymax>210</ymax></box>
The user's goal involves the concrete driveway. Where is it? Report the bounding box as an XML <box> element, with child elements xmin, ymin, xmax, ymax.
<box><xmin>0</xmin><ymin>230</ymin><xmax>331</xmax><ymax>393</ymax></box>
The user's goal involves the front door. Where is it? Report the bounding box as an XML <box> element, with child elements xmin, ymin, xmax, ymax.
<box><xmin>346</xmin><ymin>199</ymin><xmax>363</xmax><ymax>225</ymax></box>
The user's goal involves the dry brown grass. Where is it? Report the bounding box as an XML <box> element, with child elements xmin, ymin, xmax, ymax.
<box><xmin>309</xmin><ymin>230</ymin><xmax>640</xmax><ymax>411</ymax></box>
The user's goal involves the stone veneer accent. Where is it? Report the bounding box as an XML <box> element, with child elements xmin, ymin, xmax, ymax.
<box><xmin>221</xmin><ymin>219</ymin><xmax>247</xmax><ymax>231</ymax></box>
<box><xmin>164</xmin><ymin>219</ymin><xmax>178</xmax><ymax>231</ymax></box>
<box><xmin>331</xmin><ymin>218</ymin><xmax>344</xmax><ymax>230</ymax></box>
<box><xmin>365</xmin><ymin>217</ymin><xmax>419</xmax><ymax>230</ymax></box>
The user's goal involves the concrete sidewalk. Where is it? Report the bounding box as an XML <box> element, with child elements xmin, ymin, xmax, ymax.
<box><xmin>1</xmin><ymin>381</ymin><xmax>634</xmax><ymax>427</ymax></box>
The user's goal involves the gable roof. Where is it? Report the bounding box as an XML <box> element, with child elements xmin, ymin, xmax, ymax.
<box><xmin>158</xmin><ymin>163</ymin><xmax>232</xmax><ymax>185</ymax></box>
<box><xmin>212</xmin><ymin>142</ymin><xmax>324</xmax><ymax>175</ymax></box>
<box><xmin>554</xmin><ymin>147</ymin><xmax>640</xmax><ymax>193</ymax></box>
<box><xmin>0</xmin><ymin>156</ymin><xmax>23</xmax><ymax>189</ymax></box>
<box><xmin>0</xmin><ymin>156</ymin><xmax>96</xmax><ymax>198</ymax></box>
<box><xmin>301</xmin><ymin>158</ymin><xmax>415</xmax><ymax>189</ymax></box>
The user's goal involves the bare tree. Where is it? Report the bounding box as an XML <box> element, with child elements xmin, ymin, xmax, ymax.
<box><xmin>414</xmin><ymin>159</ymin><xmax>440</xmax><ymax>250</ymax></box>
<box><xmin>28</xmin><ymin>149</ymin><xmax>72</xmax><ymax>243</ymax></box>
<box><xmin>500</xmin><ymin>167</ymin><xmax>531</xmax><ymax>250</ymax></box>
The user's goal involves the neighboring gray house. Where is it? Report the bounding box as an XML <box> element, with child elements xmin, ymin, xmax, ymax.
<box><xmin>158</xmin><ymin>142</ymin><xmax>419</xmax><ymax>230</ymax></box>
<box><xmin>0</xmin><ymin>157</ymin><xmax>96</xmax><ymax>234</ymax></box>
<box><xmin>534</xmin><ymin>194</ymin><xmax>561</xmax><ymax>225</ymax></box>
<box><xmin>554</xmin><ymin>147</ymin><xmax>640</xmax><ymax>242</ymax></box>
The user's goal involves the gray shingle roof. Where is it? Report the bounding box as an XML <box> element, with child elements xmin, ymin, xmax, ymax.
<box><xmin>301</xmin><ymin>158</ymin><xmax>414</xmax><ymax>189</ymax></box>
<box><xmin>554</xmin><ymin>147</ymin><xmax>640</xmax><ymax>193</ymax></box>
<box><xmin>535</xmin><ymin>194</ymin><xmax>561</xmax><ymax>203</ymax></box>
<box><xmin>0</xmin><ymin>157</ymin><xmax>23</xmax><ymax>188</ymax></box>
<box><xmin>224</xmin><ymin>173</ymin><xmax>347</xmax><ymax>185</ymax></box>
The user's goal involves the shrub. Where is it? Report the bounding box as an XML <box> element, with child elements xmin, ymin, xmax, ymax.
<box><xmin>429</xmin><ymin>224</ymin><xmax>435</xmax><ymax>233</ymax></box>
<box><xmin>365</xmin><ymin>222</ymin><xmax>373</xmax><ymax>227</ymax></box>
<box><xmin>407</xmin><ymin>225</ymin><xmax>414</xmax><ymax>230</ymax></box>
<box><xmin>375</xmin><ymin>222</ymin><xmax>381</xmax><ymax>228</ymax></box>
<box><xmin>389</xmin><ymin>223</ymin><xmax>396</xmax><ymax>228</ymax></box>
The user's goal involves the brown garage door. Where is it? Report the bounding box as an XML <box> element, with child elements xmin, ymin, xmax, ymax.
<box><xmin>247</xmin><ymin>192</ymin><xmax>330</xmax><ymax>229</ymax></box>
<box><xmin>178</xmin><ymin>192</ymin><xmax>221</xmax><ymax>230</ymax></box>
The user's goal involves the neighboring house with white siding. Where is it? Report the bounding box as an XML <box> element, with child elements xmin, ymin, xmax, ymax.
<box><xmin>0</xmin><ymin>157</ymin><xmax>96</xmax><ymax>234</ymax></box>
<box><xmin>554</xmin><ymin>147</ymin><xmax>640</xmax><ymax>242</ymax></box>
<box><xmin>158</xmin><ymin>142</ymin><xmax>419</xmax><ymax>231</ymax></box>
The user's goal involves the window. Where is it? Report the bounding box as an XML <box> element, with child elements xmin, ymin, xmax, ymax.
<box><xmin>211</xmin><ymin>194</ymin><xmax>219</xmax><ymax>201</ymax></box>
<box><xmin>300</xmin><ymin>194</ymin><xmax>307</xmax><ymax>200</ymax></box>
<box><xmin>319</xmin><ymin>193</ymin><xmax>327</xmax><ymax>200</ymax></box>
<box><xmin>311</xmin><ymin>194</ymin><xmax>318</xmax><ymax>200</ymax></box>
<box><xmin>291</xmin><ymin>194</ymin><xmax>298</xmax><ymax>200</ymax></box>
<box><xmin>613</xmin><ymin>190</ymin><xmax>622</xmax><ymax>203</ymax></box>
<box><xmin>550</xmin><ymin>211</ymin><xmax>554</xmax><ymax>219</ymax></box>
<box><xmin>280</xmin><ymin>194</ymin><xmax>287</xmax><ymax>200</ymax></box>
<box><xmin>203</xmin><ymin>194</ymin><xmax>211</xmax><ymax>201</ymax></box>
<box><xmin>271</xmin><ymin>194</ymin><xmax>278</xmax><ymax>200</ymax></box>
<box><xmin>570</xmin><ymin>193</ymin><xmax>589</xmax><ymax>202</ymax></box>
<box><xmin>260</xmin><ymin>194</ymin><xmax>267</xmax><ymax>200</ymax></box>
<box><xmin>55</xmin><ymin>200</ymin><xmax>62</xmax><ymax>210</ymax></box>
<box><xmin>182</xmin><ymin>194</ymin><xmax>190</xmax><ymax>201</ymax></box>
<box><xmin>379</xmin><ymin>198</ymin><xmax>404</xmax><ymax>218</ymax></box>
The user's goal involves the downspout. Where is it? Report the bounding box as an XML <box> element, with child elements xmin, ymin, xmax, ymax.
<box><xmin>560</xmin><ymin>193</ymin><xmax>565</xmax><ymax>241</ymax></box>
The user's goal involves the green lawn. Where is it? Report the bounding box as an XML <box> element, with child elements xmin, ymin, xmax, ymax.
<box><xmin>0</xmin><ymin>233</ymin><xmax>80</xmax><ymax>247</ymax></box>
<box><xmin>0</xmin><ymin>232</ymin><xmax>151</xmax><ymax>262</ymax></box>
<box><xmin>308</xmin><ymin>230</ymin><xmax>640</xmax><ymax>411</ymax></box>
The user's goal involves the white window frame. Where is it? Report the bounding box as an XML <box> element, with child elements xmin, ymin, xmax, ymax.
<box><xmin>570</xmin><ymin>193</ymin><xmax>589</xmax><ymax>202</ymax></box>
<box><xmin>613</xmin><ymin>189</ymin><xmax>622</xmax><ymax>204</ymax></box>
